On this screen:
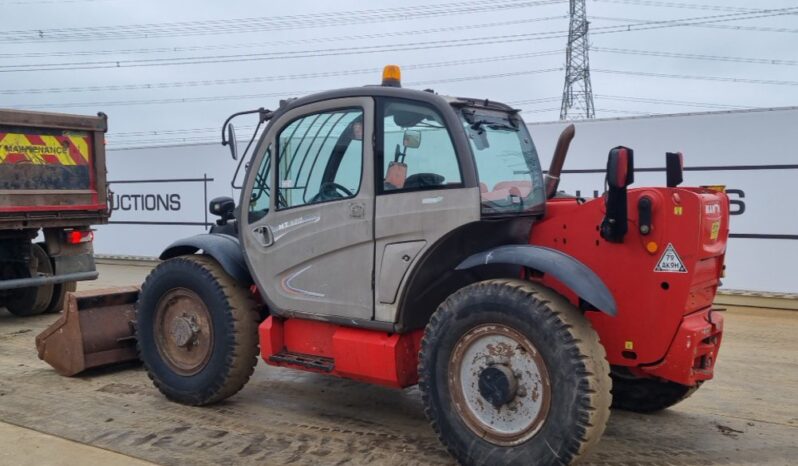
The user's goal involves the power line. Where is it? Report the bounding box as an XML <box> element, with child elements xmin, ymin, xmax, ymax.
<box><xmin>595</xmin><ymin>95</ymin><xmax>757</xmax><ymax>109</ymax></box>
<box><xmin>0</xmin><ymin>16</ymin><xmax>566</xmax><ymax>59</ymax></box>
<box><xmin>507</xmin><ymin>96</ymin><xmax>563</xmax><ymax>105</ymax></box>
<box><xmin>0</xmin><ymin>0</ymin><xmax>565</xmax><ymax>43</ymax></box>
<box><xmin>0</xmin><ymin>32</ymin><xmax>572</xmax><ymax>73</ymax></box>
<box><xmin>595</xmin><ymin>108</ymin><xmax>659</xmax><ymax>116</ymax></box>
<box><xmin>591</xmin><ymin>0</ymin><xmax>760</xmax><ymax>13</ymax></box>
<box><xmin>109</xmin><ymin>98</ymin><xmax>562</xmax><ymax>141</ymax></box>
<box><xmin>4</xmin><ymin>7</ymin><xmax>794</xmax><ymax>73</ymax></box>
<box><xmin>593</xmin><ymin>69</ymin><xmax>798</xmax><ymax>86</ymax></box>
<box><xmin>591</xmin><ymin>14</ymin><xmax>798</xmax><ymax>34</ymax></box>
<box><xmin>9</xmin><ymin>68</ymin><xmax>563</xmax><ymax>109</ymax></box>
<box><xmin>593</xmin><ymin>47</ymin><xmax>798</xmax><ymax>66</ymax></box>
<box><xmin>105</xmin><ymin>94</ymin><xmax>744</xmax><ymax>141</ymax></box>
<box><xmin>0</xmin><ymin>50</ymin><xmax>563</xmax><ymax>95</ymax></box>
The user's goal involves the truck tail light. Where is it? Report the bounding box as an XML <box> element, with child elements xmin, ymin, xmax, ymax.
<box><xmin>66</xmin><ymin>229</ymin><xmax>94</xmax><ymax>244</ymax></box>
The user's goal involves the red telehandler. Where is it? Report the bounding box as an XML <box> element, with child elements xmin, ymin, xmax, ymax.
<box><xmin>37</xmin><ymin>66</ymin><xmax>729</xmax><ymax>465</ymax></box>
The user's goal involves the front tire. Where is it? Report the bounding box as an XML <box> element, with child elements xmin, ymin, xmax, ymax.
<box><xmin>611</xmin><ymin>371</ymin><xmax>701</xmax><ymax>413</ymax></box>
<box><xmin>136</xmin><ymin>255</ymin><xmax>260</xmax><ymax>405</ymax></box>
<box><xmin>419</xmin><ymin>279</ymin><xmax>611</xmax><ymax>466</ymax></box>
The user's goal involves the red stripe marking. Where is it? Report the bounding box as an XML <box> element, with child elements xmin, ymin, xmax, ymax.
<box><xmin>43</xmin><ymin>154</ymin><xmax>60</xmax><ymax>164</ymax></box>
<box><xmin>25</xmin><ymin>134</ymin><xmax>47</xmax><ymax>146</ymax></box>
<box><xmin>5</xmin><ymin>153</ymin><xmax>29</xmax><ymax>164</ymax></box>
<box><xmin>57</xmin><ymin>136</ymin><xmax>88</xmax><ymax>166</ymax></box>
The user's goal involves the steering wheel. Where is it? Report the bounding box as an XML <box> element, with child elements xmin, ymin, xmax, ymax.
<box><xmin>309</xmin><ymin>182</ymin><xmax>353</xmax><ymax>203</ymax></box>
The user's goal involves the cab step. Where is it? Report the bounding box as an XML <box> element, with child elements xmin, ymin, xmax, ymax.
<box><xmin>269</xmin><ymin>351</ymin><xmax>335</xmax><ymax>372</ymax></box>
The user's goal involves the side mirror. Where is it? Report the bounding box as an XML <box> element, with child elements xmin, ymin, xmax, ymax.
<box><xmin>601</xmin><ymin>146</ymin><xmax>634</xmax><ymax>243</ymax></box>
<box><xmin>666</xmin><ymin>152</ymin><xmax>684</xmax><ymax>187</ymax></box>
<box><xmin>226</xmin><ymin>123</ymin><xmax>238</xmax><ymax>160</ymax></box>
<box><xmin>403</xmin><ymin>130</ymin><xmax>421</xmax><ymax>149</ymax></box>
<box><xmin>209</xmin><ymin>196</ymin><xmax>235</xmax><ymax>225</ymax></box>
<box><xmin>606</xmin><ymin>146</ymin><xmax>634</xmax><ymax>189</ymax></box>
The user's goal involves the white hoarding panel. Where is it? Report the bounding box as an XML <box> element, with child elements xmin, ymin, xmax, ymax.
<box><xmin>94</xmin><ymin>143</ymin><xmax>239</xmax><ymax>258</ymax></box>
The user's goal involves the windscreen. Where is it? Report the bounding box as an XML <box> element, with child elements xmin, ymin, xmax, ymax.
<box><xmin>458</xmin><ymin>108</ymin><xmax>544</xmax><ymax>215</ymax></box>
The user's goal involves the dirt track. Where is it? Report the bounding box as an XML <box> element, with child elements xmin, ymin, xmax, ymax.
<box><xmin>1</xmin><ymin>261</ymin><xmax>796</xmax><ymax>465</ymax></box>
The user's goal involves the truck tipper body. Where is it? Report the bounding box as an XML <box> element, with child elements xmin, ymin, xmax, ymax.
<box><xmin>0</xmin><ymin>109</ymin><xmax>108</xmax><ymax>316</ymax></box>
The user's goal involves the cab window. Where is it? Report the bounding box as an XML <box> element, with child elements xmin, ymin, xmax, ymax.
<box><xmin>381</xmin><ymin>100</ymin><xmax>462</xmax><ymax>192</ymax></box>
<box><xmin>277</xmin><ymin>109</ymin><xmax>363</xmax><ymax>209</ymax></box>
<box><xmin>248</xmin><ymin>144</ymin><xmax>271</xmax><ymax>221</ymax></box>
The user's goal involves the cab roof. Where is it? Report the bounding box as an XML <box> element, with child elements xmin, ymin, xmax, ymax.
<box><xmin>277</xmin><ymin>85</ymin><xmax>518</xmax><ymax>116</ymax></box>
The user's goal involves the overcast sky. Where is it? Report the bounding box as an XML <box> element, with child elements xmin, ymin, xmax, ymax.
<box><xmin>2</xmin><ymin>0</ymin><xmax>797</xmax><ymax>149</ymax></box>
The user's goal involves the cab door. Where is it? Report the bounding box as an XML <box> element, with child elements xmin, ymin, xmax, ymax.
<box><xmin>241</xmin><ymin>97</ymin><xmax>374</xmax><ymax>321</ymax></box>
<box><xmin>373</xmin><ymin>98</ymin><xmax>480</xmax><ymax>323</ymax></box>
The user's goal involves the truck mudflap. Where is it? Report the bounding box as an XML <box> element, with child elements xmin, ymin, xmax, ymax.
<box><xmin>637</xmin><ymin>307</ymin><xmax>724</xmax><ymax>386</ymax></box>
<box><xmin>35</xmin><ymin>287</ymin><xmax>139</xmax><ymax>376</ymax></box>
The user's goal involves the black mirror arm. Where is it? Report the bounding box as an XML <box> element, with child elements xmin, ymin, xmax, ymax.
<box><xmin>221</xmin><ymin>107</ymin><xmax>273</xmax><ymax>146</ymax></box>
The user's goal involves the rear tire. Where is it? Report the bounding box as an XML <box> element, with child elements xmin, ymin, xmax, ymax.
<box><xmin>419</xmin><ymin>279</ymin><xmax>611</xmax><ymax>466</ymax></box>
<box><xmin>136</xmin><ymin>255</ymin><xmax>260</xmax><ymax>405</ymax></box>
<box><xmin>611</xmin><ymin>371</ymin><xmax>701</xmax><ymax>413</ymax></box>
<box><xmin>45</xmin><ymin>280</ymin><xmax>76</xmax><ymax>314</ymax></box>
<box><xmin>5</xmin><ymin>243</ymin><xmax>55</xmax><ymax>317</ymax></box>
<box><xmin>35</xmin><ymin>242</ymin><xmax>76</xmax><ymax>314</ymax></box>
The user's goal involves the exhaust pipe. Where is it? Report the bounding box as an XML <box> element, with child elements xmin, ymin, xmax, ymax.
<box><xmin>544</xmin><ymin>123</ymin><xmax>575</xmax><ymax>199</ymax></box>
<box><xmin>35</xmin><ymin>287</ymin><xmax>139</xmax><ymax>376</ymax></box>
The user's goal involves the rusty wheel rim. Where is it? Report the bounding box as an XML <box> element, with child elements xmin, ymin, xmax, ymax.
<box><xmin>448</xmin><ymin>324</ymin><xmax>551</xmax><ymax>446</ymax></box>
<box><xmin>154</xmin><ymin>288</ymin><xmax>214</xmax><ymax>376</ymax></box>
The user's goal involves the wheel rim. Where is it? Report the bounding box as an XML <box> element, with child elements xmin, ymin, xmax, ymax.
<box><xmin>448</xmin><ymin>323</ymin><xmax>551</xmax><ymax>446</ymax></box>
<box><xmin>154</xmin><ymin>288</ymin><xmax>214</xmax><ymax>376</ymax></box>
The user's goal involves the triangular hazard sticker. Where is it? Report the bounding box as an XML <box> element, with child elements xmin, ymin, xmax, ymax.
<box><xmin>654</xmin><ymin>243</ymin><xmax>687</xmax><ymax>273</ymax></box>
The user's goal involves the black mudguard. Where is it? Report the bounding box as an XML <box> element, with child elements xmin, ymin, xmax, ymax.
<box><xmin>456</xmin><ymin>245</ymin><xmax>617</xmax><ymax>316</ymax></box>
<box><xmin>159</xmin><ymin>233</ymin><xmax>252</xmax><ymax>285</ymax></box>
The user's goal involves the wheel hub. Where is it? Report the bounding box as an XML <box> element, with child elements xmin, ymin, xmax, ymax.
<box><xmin>478</xmin><ymin>364</ymin><xmax>518</xmax><ymax>408</ymax></box>
<box><xmin>170</xmin><ymin>314</ymin><xmax>200</xmax><ymax>348</ymax></box>
<box><xmin>449</xmin><ymin>324</ymin><xmax>551</xmax><ymax>446</ymax></box>
<box><xmin>154</xmin><ymin>288</ymin><xmax>214</xmax><ymax>376</ymax></box>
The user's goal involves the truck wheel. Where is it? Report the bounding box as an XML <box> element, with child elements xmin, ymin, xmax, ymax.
<box><xmin>419</xmin><ymin>279</ymin><xmax>611</xmax><ymax>466</ymax></box>
<box><xmin>136</xmin><ymin>255</ymin><xmax>260</xmax><ymax>406</ymax></box>
<box><xmin>45</xmin><ymin>281</ymin><xmax>77</xmax><ymax>314</ymax></box>
<box><xmin>37</xmin><ymin>241</ymin><xmax>76</xmax><ymax>314</ymax></box>
<box><xmin>5</xmin><ymin>244</ymin><xmax>55</xmax><ymax>317</ymax></box>
<box><xmin>611</xmin><ymin>372</ymin><xmax>701</xmax><ymax>413</ymax></box>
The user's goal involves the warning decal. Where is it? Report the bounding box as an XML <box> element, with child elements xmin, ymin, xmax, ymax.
<box><xmin>0</xmin><ymin>131</ymin><xmax>90</xmax><ymax>166</ymax></box>
<box><xmin>654</xmin><ymin>243</ymin><xmax>687</xmax><ymax>273</ymax></box>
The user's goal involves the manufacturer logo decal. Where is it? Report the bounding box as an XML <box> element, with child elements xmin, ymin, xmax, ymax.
<box><xmin>705</xmin><ymin>203</ymin><xmax>721</xmax><ymax>216</ymax></box>
<box><xmin>654</xmin><ymin>243</ymin><xmax>687</xmax><ymax>273</ymax></box>
<box><xmin>272</xmin><ymin>215</ymin><xmax>320</xmax><ymax>241</ymax></box>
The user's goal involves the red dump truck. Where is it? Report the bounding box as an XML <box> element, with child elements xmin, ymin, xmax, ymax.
<box><xmin>0</xmin><ymin>109</ymin><xmax>109</xmax><ymax>316</ymax></box>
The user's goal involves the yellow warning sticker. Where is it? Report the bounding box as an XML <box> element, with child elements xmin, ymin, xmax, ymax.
<box><xmin>674</xmin><ymin>206</ymin><xmax>683</xmax><ymax>216</ymax></box>
<box><xmin>710</xmin><ymin>221</ymin><xmax>720</xmax><ymax>240</ymax></box>
<box><xmin>624</xmin><ymin>341</ymin><xmax>634</xmax><ymax>350</ymax></box>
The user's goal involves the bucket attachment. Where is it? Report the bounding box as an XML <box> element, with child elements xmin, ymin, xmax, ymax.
<box><xmin>35</xmin><ymin>286</ymin><xmax>140</xmax><ymax>376</ymax></box>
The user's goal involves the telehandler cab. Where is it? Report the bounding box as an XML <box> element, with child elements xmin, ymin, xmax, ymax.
<box><xmin>37</xmin><ymin>66</ymin><xmax>729</xmax><ymax>465</ymax></box>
